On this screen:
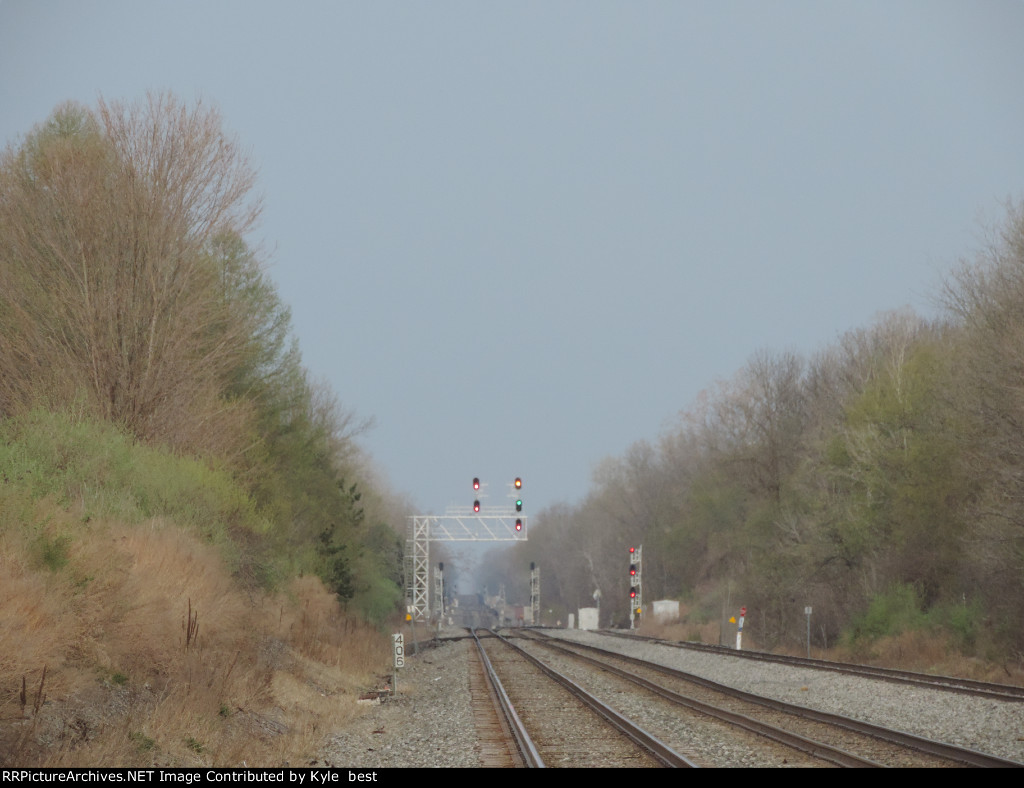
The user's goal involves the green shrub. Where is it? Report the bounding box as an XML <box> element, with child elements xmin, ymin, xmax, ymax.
<box><xmin>847</xmin><ymin>584</ymin><xmax>926</xmax><ymax>644</ymax></box>
<box><xmin>34</xmin><ymin>530</ymin><xmax>71</xmax><ymax>572</ymax></box>
<box><xmin>350</xmin><ymin>574</ymin><xmax>404</xmax><ymax>625</ymax></box>
<box><xmin>130</xmin><ymin>732</ymin><xmax>156</xmax><ymax>752</ymax></box>
<box><xmin>924</xmin><ymin>598</ymin><xmax>984</xmax><ymax>652</ymax></box>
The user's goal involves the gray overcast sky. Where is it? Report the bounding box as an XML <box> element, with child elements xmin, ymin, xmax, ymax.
<box><xmin>3</xmin><ymin>1</ymin><xmax>1024</xmax><ymax>518</ymax></box>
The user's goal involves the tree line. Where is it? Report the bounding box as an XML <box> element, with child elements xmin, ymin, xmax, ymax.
<box><xmin>0</xmin><ymin>93</ymin><xmax>405</xmax><ymax>621</ymax></box>
<box><xmin>490</xmin><ymin>204</ymin><xmax>1024</xmax><ymax>660</ymax></box>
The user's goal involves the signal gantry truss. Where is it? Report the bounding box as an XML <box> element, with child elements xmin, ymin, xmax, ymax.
<box><xmin>405</xmin><ymin>509</ymin><xmax>528</xmax><ymax>623</ymax></box>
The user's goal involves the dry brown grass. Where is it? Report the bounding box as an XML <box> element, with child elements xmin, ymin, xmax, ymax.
<box><xmin>829</xmin><ymin>629</ymin><xmax>1024</xmax><ymax>685</ymax></box>
<box><xmin>639</xmin><ymin>619</ymin><xmax>724</xmax><ymax>646</ymax></box>
<box><xmin>638</xmin><ymin>615</ymin><xmax>1024</xmax><ymax>687</ymax></box>
<box><xmin>0</xmin><ymin>503</ymin><xmax>393</xmax><ymax>767</ymax></box>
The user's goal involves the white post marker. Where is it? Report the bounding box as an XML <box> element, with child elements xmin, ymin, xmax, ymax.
<box><xmin>736</xmin><ymin>606</ymin><xmax>746</xmax><ymax>650</ymax></box>
<box><xmin>393</xmin><ymin>632</ymin><xmax>405</xmax><ymax>667</ymax></box>
<box><xmin>392</xmin><ymin>633</ymin><xmax>404</xmax><ymax>696</ymax></box>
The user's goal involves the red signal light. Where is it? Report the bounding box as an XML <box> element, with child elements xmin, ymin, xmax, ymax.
<box><xmin>473</xmin><ymin>500</ymin><xmax>480</xmax><ymax>513</ymax></box>
<box><xmin>515</xmin><ymin>519</ymin><xmax>522</xmax><ymax>531</ymax></box>
<box><xmin>473</xmin><ymin>477</ymin><xmax>480</xmax><ymax>490</ymax></box>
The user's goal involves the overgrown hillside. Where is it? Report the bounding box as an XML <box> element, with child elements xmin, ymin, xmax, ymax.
<box><xmin>0</xmin><ymin>92</ymin><xmax>406</xmax><ymax>618</ymax></box>
<box><xmin>0</xmin><ymin>411</ymin><xmax>393</xmax><ymax>766</ymax></box>
<box><xmin>0</xmin><ymin>94</ymin><xmax>411</xmax><ymax>765</ymax></box>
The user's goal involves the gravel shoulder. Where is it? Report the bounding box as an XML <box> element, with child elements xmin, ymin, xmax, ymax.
<box><xmin>320</xmin><ymin>637</ymin><xmax>480</xmax><ymax>768</ymax></box>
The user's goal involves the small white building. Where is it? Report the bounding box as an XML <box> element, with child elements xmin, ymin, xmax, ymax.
<box><xmin>652</xmin><ymin>599</ymin><xmax>680</xmax><ymax>622</ymax></box>
<box><xmin>577</xmin><ymin>607</ymin><xmax>599</xmax><ymax>631</ymax></box>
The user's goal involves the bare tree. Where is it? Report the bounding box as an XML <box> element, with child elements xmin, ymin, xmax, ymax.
<box><xmin>941</xmin><ymin>203</ymin><xmax>1024</xmax><ymax>636</ymax></box>
<box><xmin>704</xmin><ymin>349</ymin><xmax>807</xmax><ymax>504</ymax></box>
<box><xmin>0</xmin><ymin>92</ymin><xmax>263</xmax><ymax>455</ymax></box>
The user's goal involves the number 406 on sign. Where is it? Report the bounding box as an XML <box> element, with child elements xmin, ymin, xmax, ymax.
<box><xmin>393</xmin><ymin>633</ymin><xmax>404</xmax><ymax>668</ymax></box>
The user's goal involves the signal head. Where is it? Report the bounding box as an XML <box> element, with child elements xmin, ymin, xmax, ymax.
<box><xmin>473</xmin><ymin>477</ymin><xmax>480</xmax><ymax>490</ymax></box>
<box><xmin>515</xmin><ymin>499</ymin><xmax>522</xmax><ymax>512</ymax></box>
<box><xmin>514</xmin><ymin>477</ymin><xmax>522</xmax><ymax>489</ymax></box>
<box><xmin>473</xmin><ymin>500</ymin><xmax>480</xmax><ymax>513</ymax></box>
<box><xmin>515</xmin><ymin>518</ymin><xmax>522</xmax><ymax>531</ymax></box>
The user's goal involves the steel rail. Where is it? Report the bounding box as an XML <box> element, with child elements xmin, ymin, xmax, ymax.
<box><xmin>519</xmin><ymin>634</ymin><xmax>880</xmax><ymax>767</ymax></box>
<box><xmin>470</xmin><ymin>628</ymin><xmax>545</xmax><ymax>767</ymax></box>
<box><xmin>598</xmin><ymin>629</ymin><xmax>1024</xmax><ymax>702</ymax></box>
<box><xmin>484</xmin><ymin>629</ymin><xmax>699</xmax><ymax>767</ymax></box>
<box><xmin>531</xmin><ymin>630</ymin><xmax>1022</xmax><ymax>768</ymax></box>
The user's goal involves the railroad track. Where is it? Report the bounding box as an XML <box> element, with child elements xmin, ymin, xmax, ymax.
<box><xmin>469</xmin><ymin>628</ymin><xmax>697</xmax><ymax>767</ymax></box>
<box><xmin>514</xmin><ymin>629</ymin><xmax>1022</xmax><ymax>768</ymax></box>
<box><xmin>597</xmin><ymin>629</ymin><xmax>1024</xmax><ymax>702</ymax></box>
<box><xmin>467</xmin><ymin>630</ymin><xmax>529</xmax><ymax>767</ymax></box>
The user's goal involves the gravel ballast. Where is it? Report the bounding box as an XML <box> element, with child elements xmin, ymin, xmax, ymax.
<box><xmin>550</xmin><ymin>629</ymin><xmax>1024</xmax><ymax>764</ymax></box>
<box><xmin>319</xmin><ymin>630</ymin><xmax>1024</xmax><ymax>767</ymax></box>
<box><xmin>321</xmin><ymin>638</ymin><xmax>481</xmax><ymax>768</ymax></box>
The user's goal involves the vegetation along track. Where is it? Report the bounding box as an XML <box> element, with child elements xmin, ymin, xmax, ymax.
<box><xmin>469</xmin><ymin>628</ymin><xmax>697</xmax><ymax>767</ymax></box>
<box><xmin>515</xmin><ymin>630</ymin><xmax>1021</xmax><ymax>767</ymax></box>
<box><xmin>599</xmin><ymin>629</ymin><xmax>1024</xmax><ymax>702</ymax></box>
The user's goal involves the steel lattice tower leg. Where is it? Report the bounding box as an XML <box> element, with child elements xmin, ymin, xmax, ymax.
<box><xmin>530</xmin><ymin>563</ymin><xmax>540</xmax><ymax>626</ymax></box>
<box><xmin>405</xmin><ymin>516</ymin><xmax>430</xmax><ymax>622</ymax></box>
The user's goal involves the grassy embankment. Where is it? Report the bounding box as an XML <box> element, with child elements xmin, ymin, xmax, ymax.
<box><xmin>1</xmin><ymin>410</ymin><xmax>395</xmax><ymax>767</ymax></box>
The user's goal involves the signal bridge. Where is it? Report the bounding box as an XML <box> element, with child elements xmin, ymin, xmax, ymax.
<box><xmin>406</xmin><ymin>479</ymin><xmax>527</xmax><ymax>622</ymax></box>
<box><xmin>419</xmin><ymin>506</ymin><xmax>528</xmax><ymax>541</ymax></box>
